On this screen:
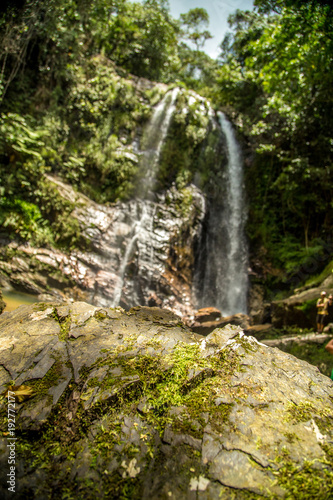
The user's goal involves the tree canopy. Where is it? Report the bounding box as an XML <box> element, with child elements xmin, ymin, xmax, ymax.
<box><xmin>179</xmin><ymin>7</ymin><xmax>212</xmax><ymax>51</ymax></box>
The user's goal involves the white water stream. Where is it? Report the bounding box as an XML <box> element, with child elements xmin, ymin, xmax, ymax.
<box><xmin>111</xmin><ymin>202</ymin><xmax>153</xmax><ymax>307</ymax></box>
<box><xmin>217</xmin><ymin>112</ymin><xmax>248</xmax><ymax>314</ymax></box>
<box><xmin>111</xmin><ymin>89</ymin><xmax>179</xmax><ymax>307</ymax></box>
<box><xmin>195</xmin><ymin>112</ymin><xmax>248</xmax><ymax>315</ymax></box>
<box><xmin>138</xmin><ymin>87</ymin><xmax>179</xmax><ymax>197</ymax></box>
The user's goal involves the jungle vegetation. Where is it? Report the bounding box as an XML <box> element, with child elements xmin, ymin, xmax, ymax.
<box><xmin>0</xmin><ymin>0</ymin><xmax>332</xmax><ymax>285</ymax></box>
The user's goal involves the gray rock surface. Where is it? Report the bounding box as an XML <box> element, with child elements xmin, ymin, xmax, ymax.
<box><xmin>0</xmin><ymin>302</ymin><xmax>332</xmax><ymax>499</ymax></box>
<box><xmin>0</xmin><ymin>179</ymin><xmax>205</xmax><ymax>319</ymax></box>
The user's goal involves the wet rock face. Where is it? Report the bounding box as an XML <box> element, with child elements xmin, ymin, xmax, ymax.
<box><xmin>0</xmin><ymin>302</ymin><xmax>332</xmax><ymax>499</ymax></box>
<box><xmin>0</xmin><ymin>179</ymin><xmax>205</xmax><ymax>318</ymax></box>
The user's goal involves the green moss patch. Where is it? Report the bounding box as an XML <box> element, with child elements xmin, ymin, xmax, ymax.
<box><xmin>270</xmin><ymin>446</ymin><xmax>333</xmax><ymax>500</ymax></box>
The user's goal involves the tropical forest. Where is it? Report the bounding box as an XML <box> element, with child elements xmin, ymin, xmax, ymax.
<box><xmin>0</xmin><ymin>1</ymin><xmax>333</xmax><ymax>497</ymax></box>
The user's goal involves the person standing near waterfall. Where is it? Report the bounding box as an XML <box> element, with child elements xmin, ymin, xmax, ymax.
<box><xmin>316</xmin><ymin>291</ymin><xmax>329</xmax><ymax>333</ymax></box>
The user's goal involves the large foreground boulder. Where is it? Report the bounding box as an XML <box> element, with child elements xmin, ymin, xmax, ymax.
<box><xmin>0</xmin><ymin>302</ymin><xmax>332</xmax><ymax>499</ymax></box>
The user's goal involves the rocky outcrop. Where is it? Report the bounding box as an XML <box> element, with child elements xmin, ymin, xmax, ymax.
<box><xmin>245</xmin><ymin>323</ymin><xmax>273</xmax><ymax>340</ymax></box>
<box><xmin>0</xmin><ymin>178</ymin><xmax>206</xmax><ymax>318</ymax></box>
<box><xmin>1</xmin><ymin>302</ymin><xmax>332</xmax><ymax>499</ymax></box>
<box><xmin>192</xmin><ymin>307</ymin><xmax>222</xmax><ymax>323</ymax></box>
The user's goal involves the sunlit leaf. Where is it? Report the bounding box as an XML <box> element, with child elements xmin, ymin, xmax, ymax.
<box><xmin>3</xmin><ymin>385</ymin><xmax>34</xmax><ymax>402</ymax></box>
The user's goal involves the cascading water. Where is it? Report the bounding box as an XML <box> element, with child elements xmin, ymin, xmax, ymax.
<box><xmin>111</xmin><ymin>202</ymin><xmax>154</xmax><ymax>307</ymax></box>
<box><xmin>111</xmin><ymin>88</ymin><xmax>179</xmax><ymax>306</ymax></box>
<box><xmin>45</xmin><ymin>92</ymin><xmax>247</xmax><ymax>318</ymax></box>
<box><xmin>218</xmin><ymin>112</ymin><xmax>248</xmax><ymax>314</ymax></box>
<box><xmin>138</xmin><ymin>87</ymin><xmax>179</xmax><ymax>197</ymax></box>
<box><xmin>194</xmin><ymin>112</ymin><xmax>248</xmax><ymax>315</ymax></box>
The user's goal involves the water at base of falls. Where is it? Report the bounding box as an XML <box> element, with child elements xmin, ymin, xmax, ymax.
<box><xmin>194</xmin><ymin>112</ymin><xmax>249</xmax><ymax>316</ymax></box>
<box><xmin>2</xmin><ymin>290</ymin><xmax>40</xmax><ymax>312</ymax></box>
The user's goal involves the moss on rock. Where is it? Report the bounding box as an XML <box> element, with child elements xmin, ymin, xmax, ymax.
<box><xmin>0</xmin><ymin>302</ymin><xmax>332</xmax><ymax>499</ymax></box>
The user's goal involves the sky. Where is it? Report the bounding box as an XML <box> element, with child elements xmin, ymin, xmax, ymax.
<box><xmin>168</xmin><ymin>0</ymin><xmax>255</xmax><ymax>58</ymax></box>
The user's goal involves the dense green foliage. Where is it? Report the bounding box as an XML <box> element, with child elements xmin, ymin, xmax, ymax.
<box><xmin>0</xmin><ymin>0</ymin><xmax>332</xmax><ymax>283</ymax></box>
<box><xmin>0</xmin><ymin>0</ymin><xmax>216</xmax><ymax>247</ymax></box>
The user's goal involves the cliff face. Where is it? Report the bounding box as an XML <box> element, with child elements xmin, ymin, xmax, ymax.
<box><xmin>0</xmin><ymin>176</ymin><xmax>206</xmax><ymax>318</ymax></box>
<box><xmin>0</xmin><ymin>302</ymin><xmax>332</xmax><ymax>499</ymax></box>
<box><xmin>0</xmin><ymin>78</ymin><xmax>233</xmax><ymax>319</ymax></box>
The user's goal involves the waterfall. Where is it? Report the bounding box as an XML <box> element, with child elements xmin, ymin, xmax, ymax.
<box><xmin>111</xmin><ymin>88</ymin><xmax>179</xmax><ymax>307</ymax></box>
<box><xmin>111</xmin><ymin>202</ymin><xmax>154</xmax><ymax>307</ymax></box>
<box><xmin>138</xmin><ymin>87</ymin><xmax>179</xmax><ymax>198</ymax></box>
<box><xmin>111</xmin><ymin>231</ymin><xmax>138</xmax><ymax>308</ymax></box>
<box><xmin>195</xmin><ymin>112</ymin><xmax>248</xmax><ymax>316</ymax></box>
<box><xmin>110</xmin><ymin>90</ymin><xmax>248</xmax><ymax>314</ymax></box>
<box><xmin>218</xmin><ymin>112</ymin><xmax>248</xmax><ymax>314</ymax></box>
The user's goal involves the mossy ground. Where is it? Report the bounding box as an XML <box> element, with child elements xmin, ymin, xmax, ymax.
<box><xmin>23</xmin><ymin>358</ymin><xmax>66</xmax><ymax>407</ymax></box>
